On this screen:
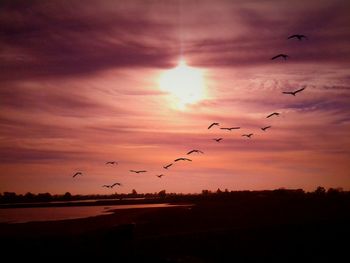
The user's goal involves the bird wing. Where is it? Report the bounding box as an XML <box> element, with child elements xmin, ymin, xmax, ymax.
<box><xmin>184</xmin><ymin>158</ymin><xmax>192</xmax><ymax>161</ymax></box>
<box><xmin>174</xmin><ymin>158</ymin><xmax>183</xmax><ymax>162</ymax></box>
<box><xmin>294</xmin><ymin>87</ymin><xmax>305</xmax><ymax>93</ymax></box>
<box><xmin>208</xmin><ymin>123</ymin><xmax>214</xmax><ymax>129</ymax></box>
<box><xmin>267</xmin><ymin>113</ymin><xmax>279</xmax><ymax>118</ymax></box>
<box><xmin>282</xmin><ymin>91</ymin><xmax>293</xmax><ymax>95</ymax></box>
<box><xmin>187</xmin><ymin>150</ymin><xmax>195</xmax><ymax>155</ymax></box>
<box><xmin>73</xmin><ymin>172</ymin><xmax>81</xmax><ymax>177</ymax></box>
<box><xmin>287</xmin><ymin>35</ymin><xmax>297</xmax><ymax>39</ymax></box>
<box><xmin>271</xmin><ymin>54</ymin><xmax>281</xmax><ymax>60</ymax></box>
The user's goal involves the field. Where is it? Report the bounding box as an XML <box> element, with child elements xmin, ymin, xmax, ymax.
<box><xmin>1</xmin><ymin>191</ymin><xmax>349</xmax><ymax>262</ymax></box>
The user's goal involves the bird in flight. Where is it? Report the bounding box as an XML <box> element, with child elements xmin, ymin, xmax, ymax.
<box><xmin>174</xmin><ymin>158</ymin><xmax>192</xmax><ymax>162</ymax></box>
<box><xmin>261</xmin><ymin>126</ymin><xmax>271</xmax><ymax>131</ymax></box>
<box><xmin>187</xmin><ymin>149</ymin><xmax>204</xmax><ymax>155</ymax></box>
<box><xmin>288</xmin><ymin>34</ymin><xmax>307</xmax><ymax>40</ymax></box>
<box><xmin>72</xmin><ymin>172</ymin><xmax>82</xmax><ymax>178</ymax></box>
<box><xmin>266</xmin><ymin>112</ymin><xmax>280</xmax><ymax>118</ymax></box>
<box><xmin>106</xmin><ymin>161</ymin><xmax>118</xmax><ymax>165</ymax></box>
<box><xmin>220</xmin><ymin>127</ymin><xmax>240</xmax><ymax>131</ymax></box>
<box><xmin>271</xmin><ymin>54</ymin><xmax>289</xmax><ymax>60</ymax></box>
<box><xmin>163</xmin><ymin>163</ymin><xmax>173</xmax><ymax>169</ymax></box>
<box><xmin>156</xmin><ymin>174</ymin><xmax>165</xmax><ymax>178</ymax></box>
<box><xmin>208</xmin><ymin>122</ymin><xmax>219</xmax><ymax>129</ymax></box>
<box><xmin>103</xmin><ymin>183</ymin><xmax>121</xmax><ymax>188</ymax></box>
<box><xmin>130</xmin><ymin>170</ymin><xmax>147</xmax><ymax>173</ymax></box>
<box><xmin>213</xmin><ymin>138</ymin><xmax>223</xmax><ymax>142</ymax></box>
<box><xmin>242</xmin><ymin>134</ymin><xmax>253</xmax><ymax>138</ymax></box>
<box><xmin>282</xmin><ymin>87</ymin><xmax>306</xmax><ymax>96</ymax></box>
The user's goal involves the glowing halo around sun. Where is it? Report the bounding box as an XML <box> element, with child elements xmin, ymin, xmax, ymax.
<box><xmin>158</xmin><ymin>59</ymin><xmax>207</xmax><ymax>109</ymax></box>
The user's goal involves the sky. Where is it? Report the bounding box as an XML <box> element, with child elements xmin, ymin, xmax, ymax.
<box><xmin>1</xmin><ymin>0</ymin><xmax>350</xmax><ymax>194</ymax></box>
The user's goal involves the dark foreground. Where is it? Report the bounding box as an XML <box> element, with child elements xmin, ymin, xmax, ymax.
<box><xmin>1</xmin><ymin>192</ymin><xmax>349</xmax><ymax>262</ymax></box>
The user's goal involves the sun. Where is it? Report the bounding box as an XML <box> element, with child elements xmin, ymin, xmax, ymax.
<box><xmin>159</xmin><ymin>59</ymin><xmax>206</xmax><ymax>109</ymax></box>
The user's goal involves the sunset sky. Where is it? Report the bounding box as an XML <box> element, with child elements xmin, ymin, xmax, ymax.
<box><xmin>1</xmin><ymin>0</ymin><xmax>350</xmax><ymax>194</ymax></box>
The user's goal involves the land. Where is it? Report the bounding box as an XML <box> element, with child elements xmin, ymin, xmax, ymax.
<box><xmin>1</xmin><ymin>189</ymin><xmax>349</xmax><ymax>262</ymax></box>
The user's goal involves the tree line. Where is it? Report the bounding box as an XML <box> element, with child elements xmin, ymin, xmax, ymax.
<box><xmin>0</xmin><ymin>186</ymin><xmax>347</xmax><ymax>204</ymax></box>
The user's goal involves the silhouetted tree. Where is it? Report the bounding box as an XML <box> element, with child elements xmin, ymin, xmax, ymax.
<box><xmin>36</xmin><ymin>193</ymin><xmax>52</xmax><ymax>202</ymax></box>
<box><xmin>327</xmin><ymin>187</ymin><xmax>343</xmax><ymax>197</ymax></box>
<box><xmin>63</xmin><ymin>192</ymin><xmax>72</xmax><ymax>200</ymax></box>
<box><xmin>158</xmin><ymin>190</ymin><xmax>166</xmax><ymax>198</ymax></box>
<box><xmin>315</xmin><ymin>186</ymin><xmax>326</xmax><ymax>195</ymax></box>
<box><xmin>2</xmin><ymin>192</ymin><xmax>17</xmax><ymax>203</ymax></box>
<box><xmin>202</xmin><ymin>190</ymin><xmax>211</xmax><ymax>196</ymax></box>
<box><xmin>24</xmin><ymin>192</ymin><xmax>35</xmax><ymax>201</ymax></box>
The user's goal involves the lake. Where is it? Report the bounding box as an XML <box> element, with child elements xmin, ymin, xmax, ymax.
<box><xmin>0</xmin><ymin>203</ymin><xmax>185</xmax><ymax>224</ymax></box>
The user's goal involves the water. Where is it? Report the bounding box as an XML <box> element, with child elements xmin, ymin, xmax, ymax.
<box><xmin>0</xmin><ymin>203</ymin><xmax>184</xmax><ymax>224</ymax></box>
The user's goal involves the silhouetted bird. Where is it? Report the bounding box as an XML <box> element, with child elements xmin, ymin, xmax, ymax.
<box><xmin>163</xmin><ymin>163</ymin><xmax>173</xmax><ymax>169</ymax></box>
<box><xmin>106</xmin><ymin>161</ymin><xmax>118</xmax><ymax>165</ymax></box>
<box><xmin>213</xmin><ymin>138</ymin><xmax>223</xmax><ymax>142</ymax></box>
<box><xmin>187</xmin><ymin>149</ymin><xmax>204</xmax><ymax>155</ymax></box>
<box><xmin>282</xmin><ymin>87</ymin><xmax>305</xmax><ymax>96</ymax></box>
<box><xmin>261</xmin><ymin>126</ymin><xmax>271</xmax><ymax>131</ymax></box>
<box><xmin>271</xmin><ymin>54</ymin><xmax>289</xmax><ymax>60</ymax></box>
<box><xmin>266</xmin><ymin>112</ymin><xmax>280</xmax><ymax>118</ymax></box>
<box><xmin>288</xmin><ymin>34</ymin><xmax>307</xmax><ymax>40</ymax></box>
<box><xmin>208</xmin><ymin>122</ymin><xmax>219</xmax><ymax>129</ymax></box>
<box><xmin>242</xmin><ymin>134</ymin><xmax>253</xmax><ymax>138</ymax></box>
<box><xmin>103</xmin><ymin>183</ymin><xmax>121</xmax><ymax>188</ymax></box>
<box><xmin>220</xmin><ymin>127</ymin><xmax>240</xmax><ymax>131</ymax></box>
<box><xmin>72</xmin><ymin>172</ymin><xmax>82</xmax><ymax>178</ymax></box>
<box><xmin>174</xmin><ymin>158</ymin><xmax>192</xmax><ymax>162</ymax></box>
<box><xmin>156</xmin><ymin>174</ymin><xmax>165</xmax><ymax>178</ymax></box>
<box><xmin>130</xmin><ymin>170</ymin><xmax>147</xmax><ymax>173</ymax></box>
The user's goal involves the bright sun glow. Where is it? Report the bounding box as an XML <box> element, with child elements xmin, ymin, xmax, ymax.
<box><xmin>159</xmin><ymin>59</ymin><xmax>206</xmax><ymax>109</ymax></box>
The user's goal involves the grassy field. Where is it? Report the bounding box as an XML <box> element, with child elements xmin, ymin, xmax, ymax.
<box><xmin>1</xmin><ymin>191</ymin><xmax>349</xmax><ymax>262</ymax></box>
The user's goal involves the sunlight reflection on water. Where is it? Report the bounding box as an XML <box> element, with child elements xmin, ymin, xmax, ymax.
<box><xmin>0</xmin><ymin>203</ymin><xmax>190</xmax><ymax>223</ymax></box>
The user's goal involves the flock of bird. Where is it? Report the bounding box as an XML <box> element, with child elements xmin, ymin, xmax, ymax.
<box><xmin>71</xmin><ymin>34</ymin><xmax>307</xmax><ymax>190</ymax></box>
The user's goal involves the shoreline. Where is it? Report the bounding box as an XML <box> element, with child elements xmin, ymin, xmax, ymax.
<box><xmin>1</xmin><ymin>196</ymin><xmax>349</xmax><ymax>261</ymax></box>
